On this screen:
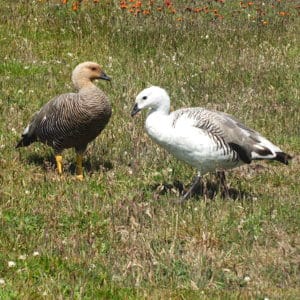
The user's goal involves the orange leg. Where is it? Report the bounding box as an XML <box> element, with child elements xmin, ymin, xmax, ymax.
<box><xmin>76</xmin><ymin>154</ymin><xmax>84</xmax><ymax>180</ymax></box>
<box><xmin>55</xmin><ymin>155</ymin><xmax>63</xmax><ymax>175</ymax></box>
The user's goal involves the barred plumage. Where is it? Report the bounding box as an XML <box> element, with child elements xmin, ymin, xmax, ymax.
<box><xmin>131</xmin><ymin>86</ymin><xmax>292</xmax><ymax>202</ymax></box>
<box><xmin>16</xmin><ymin>61</ymin><xmax>112</xmax><ymax>179</ymax></box>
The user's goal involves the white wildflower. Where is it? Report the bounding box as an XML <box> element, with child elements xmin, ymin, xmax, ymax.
<box><xmin>8</xmin><ymin>261</ymin><xmax>16</xmax><ymax>268</ymax></box>
<box><xmin>0</xmin><ymin>278</ymin><xmax>5</xmax><ymax>285</ymax></box>
<box><xmin>18</xmin><ymin>254</ymin><xmax>27</xmax><ymax>260</ymax></box>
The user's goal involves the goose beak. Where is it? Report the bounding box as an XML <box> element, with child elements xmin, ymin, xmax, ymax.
<box><xmin>99</xmin><ymin>71</ymin><xmax>111</xmax><ymax>81</ymax></box>
<box><xmin>131</xmin><ymin>103</ymin><xmax>141</xmax><ymax>117</ymax></box>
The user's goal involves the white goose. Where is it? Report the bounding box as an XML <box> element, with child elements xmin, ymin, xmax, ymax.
<box><xmin>131</xmin><ymin>86</ymin><xmax>291</xmax><ymax>202</ymax></box>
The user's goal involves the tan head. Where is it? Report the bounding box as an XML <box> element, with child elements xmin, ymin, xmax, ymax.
<box><xmin>71</xmin><ymin>61</ymin><xmax>111</xmax><ymax>90</ymax></box>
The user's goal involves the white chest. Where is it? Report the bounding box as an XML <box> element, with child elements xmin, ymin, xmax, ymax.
<box><xmin>145</xmin><ymin>112</ymin><xmax>240</xmax><ymax>174</ymax></box>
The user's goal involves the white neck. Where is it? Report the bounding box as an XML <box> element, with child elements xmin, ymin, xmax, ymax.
<box><xmin>145</xmin><ymin>108</ymin><xmax>172</xmax><ymax>147</ymax></box>
<box><xmin>148</xmin><ymin>100</ymin><xmax>170</xmax><ymax>117</ymax></box>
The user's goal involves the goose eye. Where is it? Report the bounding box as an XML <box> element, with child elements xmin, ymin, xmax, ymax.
<box><xmin>91</xmin><ymin>67</ymin><xmax>97</xmax><ymax>71</ymax></box>
<box><xmin>142</xmin><ymin>96</ymin><xmax>147</xmax><ymax>100</ymax></box>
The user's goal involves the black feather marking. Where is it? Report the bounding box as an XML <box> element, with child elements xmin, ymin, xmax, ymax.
<box><xmin>15</xmin><ymin>135</ymin><xmax>36</xmax><ymax>148</ymax></box>
<box><xmin>228</xmin><ymin>142</ymin><xmax>251</xmax><ymax>164</ymax></box>
<box><xmin>275</xmin><ymin>152</ymin><xmax>292</xmax><ymax>165</ymax></box>
<box><xmin>254</xmin><ymin>147</ymin><xmax>272</xmax><ymax>156</ymax></box>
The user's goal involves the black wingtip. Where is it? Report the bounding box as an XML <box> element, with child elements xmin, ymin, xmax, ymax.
<box><xmin>275</xmin><ymin>152</ymin><xmax>292</xmax><ymax>165</ymax></box>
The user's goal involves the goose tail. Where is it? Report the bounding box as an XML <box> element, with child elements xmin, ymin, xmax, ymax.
<box><xmin>229</xmin><ymin>141</ymin><xmax>292</xmax><ymax>165</ymax></box>
<box><xmin>274</xmin><ymin>151</ymin><xmax>292</xmax><ymax>165</ymax></box>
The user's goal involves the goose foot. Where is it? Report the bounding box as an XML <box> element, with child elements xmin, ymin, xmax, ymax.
<box><xmin>177</xmin><ymin>174</ymin><xmax>202</xmax><ymax>204</ymax></box>
<box><xmin>216</xmin><ymin>170</ymin><xmax>229</xmax><ymax>199</ymax></box>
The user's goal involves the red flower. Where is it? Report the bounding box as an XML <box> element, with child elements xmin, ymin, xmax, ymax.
<box><xmin>164</xmin><ymin>0</ymin><xmax>172</xmax><ymax>7</ymax></box>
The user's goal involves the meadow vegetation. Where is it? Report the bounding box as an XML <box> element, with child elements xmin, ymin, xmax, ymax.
<box><xmin>0</xmin><ymin>0</ymin><xmax>299</xmax><ymax>298</ymax></box>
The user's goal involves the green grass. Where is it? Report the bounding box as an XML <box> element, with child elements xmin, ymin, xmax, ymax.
<box><xmin>0</xmin><ymin>0</ymin><xmax>299</xmax><ymax>298</ymax></box>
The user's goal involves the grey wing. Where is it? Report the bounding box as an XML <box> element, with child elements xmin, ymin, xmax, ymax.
<box><xmin>212</xmin><ymin>111</ymin><xmax>276</xmax><ymax>162</ymax></box>
<box><xmin>172</xmin><ymin>108</ymin><xmax>273</xmax><ymax>164</ymax></box>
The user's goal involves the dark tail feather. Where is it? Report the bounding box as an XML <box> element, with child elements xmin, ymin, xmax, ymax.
<box><xmin>274</xmin><ymin>152</ymin><xmax>292</xmax><ymax>165</ymax></box>
<box><xmin>16</xmin><ymin>135</ymin><xmax>35</xmax><ymax>148</ymax></box>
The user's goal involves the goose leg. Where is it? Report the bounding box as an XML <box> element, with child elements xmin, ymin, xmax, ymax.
<box><xmin>55</xmin><ymin>155</ymin><xmax>63</xmax><ymax>175</ymax></box>
<box><xmin>216</xmin><ymin>170</ymin><xmax>229</xmax><ymax>198</ymax></box>
<box><xmin>178</xmin><ymin>173</ymin><xmax>201</xmax><ymax>204</ymax></box>
<box><xmin>76</xmin><ymin>153</ymin><xmax>84</xmax><ymax>180</ymax></box>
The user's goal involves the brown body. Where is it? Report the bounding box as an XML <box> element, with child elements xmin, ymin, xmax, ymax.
<box><xmin>16</xmin><ymin>62</ymin><xmax>111</xmax><ymax>178</ymax></box>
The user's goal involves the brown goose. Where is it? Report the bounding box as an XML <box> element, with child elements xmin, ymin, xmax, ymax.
<box><xmin>16</xmin><ymin>61</ymin><xmax>112</xmax><ymax>180</ymax></box>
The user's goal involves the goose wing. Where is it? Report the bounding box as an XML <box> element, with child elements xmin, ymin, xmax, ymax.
<box><xmin>171</xmin><ymin>108</ymin><xmax>290</xmax><ymax>164</ymax></box>
<box><xmin>18</xmin><ymin>93</ymin><xmax>81</xmax><ymax>148</ymax></box>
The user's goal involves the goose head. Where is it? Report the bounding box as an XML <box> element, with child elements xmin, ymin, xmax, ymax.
<box><xmin>131</xmin><ymin>86</ymin><xmax>170</xmax><ymax>117</ymax></box>
<box><xmin>72</xmin><ymin>61</ymin><xmax>111</xmax><ymax>90</ymax></box>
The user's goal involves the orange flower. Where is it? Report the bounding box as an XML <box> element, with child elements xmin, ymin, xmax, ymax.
<box><xmin>240</xmin><ymin>1</ymin><xmax>247</xmax><ymax>9</ymax></box>
<box><xmin>72</xmin><ymin>1</ymin><xmax>79</xmax><ymax>11</ymax></box>
<box><xmin>248</xmin><ymin>2</ymin><xmax>254</xmax><ymax>6</ymax></box>
<box><xmin>93</xmin><ymin>0</ymin><xmax>99</xmax><ymax>3</ymax></box>
<box><xmin>133</xmin><ymin>1</ymin><xmax>142</xmax><ymax>8</ymax></box>
<box><xmin>262</xmin><ymin>20</ymin><xmax>268</xmax><ymax>25</ymax></box>
<box><xmin>193</xmin><ymin>8</ymin><xmax>202</xmax><ymax>13</ymax></box>
<box><xmin>61</xmin><ymin>0</ymin><xmax>67</xmax><ymax>4</ymax></box>
<box><xmin>143</xmin><ymin>9</ymin><xmax>151</xmax><ymax>15</ymax></box>
<box><xmin>278</xmin><ymin>11</ymin><xmax>289</xmax><ymax>16</ymax></box>
<box><xmin>120</xmin><ymin>2</ymin><xmax>128</xmax><ymax>9</ymax></box>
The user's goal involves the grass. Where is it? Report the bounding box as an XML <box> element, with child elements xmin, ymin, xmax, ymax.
<box><xmin>0</xmin><ymin>0</ymin><xmax>299</xmax><ymax>298</ymax></box>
